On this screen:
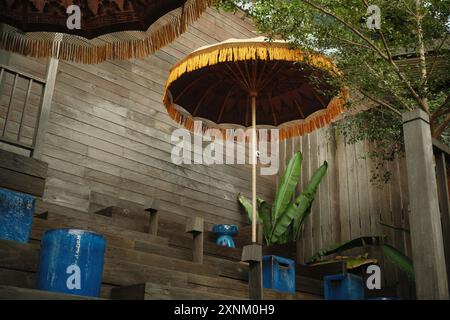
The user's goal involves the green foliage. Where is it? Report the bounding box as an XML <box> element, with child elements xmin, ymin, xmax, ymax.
<box><xmin>238</xmin><ymin>152</ymin><xmax>328</xmax><ymax>245</ymax></box>
<box><xmin>217</xmin><ymin>0</ymin><xmax>450</xmax><ymax>183</ymax></box>
<box><xmin>309</xmin><ymin>236</ymin><xmax>415</xmax><ymax>279</ymax></box>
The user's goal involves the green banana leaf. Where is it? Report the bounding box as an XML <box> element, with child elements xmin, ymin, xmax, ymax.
<box><xmin>272</xmin><ymin>152</ymin><xmax>302</xmax><ymax>224</ymax></box>
<box><xmin>270</xmin><ymin>201</ymin><xmax>298</xmax><ymax>244</ymax></box>
<box><xmin>257</xmin><ymin>198</ymin><xmax>272</xmax><ymax>244</ymax></box>
<box><xmin>237</xmin><ymin>194</ymin><xmax>262</xmax><ymax>223</ymax></box>
<box><xmin>270</xmin><ymin>161</ymin><xmax>328</xmax><ymax>244</ymax></box>
<box><xmin>382</xmin><ymin>244</ymin><xmax>415</xmax><ymax>279</ymax></box>
<box><xmin>292</xmin><ymin>161</ymin><xmax>328</xmax><ymax>240</ymax></box>
<box><xmin>308</xmin><ymin>236</ymin><xmax>384</xmax><ymax>263</ymax></box>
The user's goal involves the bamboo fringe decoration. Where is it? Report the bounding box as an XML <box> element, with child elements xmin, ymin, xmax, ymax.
<box><xmin>164</xmin><ymin>86</ymin><xmax>348</xmax><ymax>142</ymax></box>
<box><xmin>0</xmin><ymin>0</ymin><xmax>212</xmax><ymax>64</ymax></box>
<box><xmin>164</xmin><ymin>43</ymin><xmax>341</xmax><ymax>94</ymax></box>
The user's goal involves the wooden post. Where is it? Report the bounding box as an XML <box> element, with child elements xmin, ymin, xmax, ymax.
<box><xmin>251</xmin><ymin>93</ymin><xmax>257</xmax><ymax>244</ymax></box>
<box><xmin>144</xmin><ymin>197</ymin><xmax>160</xmax><ymax>236</ymax></box>
<box><xmin>186</xmin><ymin>217</ymin><xmax>204</xmax><ymax>264</ymax></box>
<box><xmin>402</xmin><ymin>109</ymin><xmax>449</xmax><ymax>299</ymax></box>
<box><xmin>242</xmin><ymin>244</ymin><xmax>263</xmax><ymax>300</ymax></box>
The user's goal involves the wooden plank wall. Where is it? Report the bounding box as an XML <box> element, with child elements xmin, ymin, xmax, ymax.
<box><xmin>0</xmin><ymin>9</ymin><xmax>276</xmax><ymax>229</ymax></box>
<box><xmin>282</xmin><ymin>127</ymin><xmax>413</xmax><ymax>294</ymax></box>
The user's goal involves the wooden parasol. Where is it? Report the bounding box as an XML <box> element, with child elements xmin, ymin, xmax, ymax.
<box><xmin>163</xmin><ymin>37</ymin><xmax>347</xmax><ymax>243</ymax></box>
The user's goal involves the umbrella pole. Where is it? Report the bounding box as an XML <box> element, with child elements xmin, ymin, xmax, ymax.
<box><xmin>251</xmin><ymin>94</ymin><xmax>257</xmax><ymax>244</ymax></box>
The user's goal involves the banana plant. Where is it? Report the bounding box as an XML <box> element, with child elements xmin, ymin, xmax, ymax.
<box><xmin>238</xmin><ymin>151</ymin><xmax>328</xmax><ymax>245</ymax></box>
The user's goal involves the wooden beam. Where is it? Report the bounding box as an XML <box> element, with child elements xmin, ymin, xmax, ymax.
<box><xmin>32</xmin><ymin>56</ymin><xmax>58</xmax><ymax>159</ymax></box>
<box><xmin>0</xmin><ymin>148</ymin><xmax>48</xmax><ymax>178</ymax></box>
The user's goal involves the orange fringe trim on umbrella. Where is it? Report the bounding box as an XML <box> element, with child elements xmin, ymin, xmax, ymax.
<box><xmin>163</xmin><ymin>42</ymin><xmax>348</xmax><ymax>141</ymax></box>
<box><xmin>164</xmin><ymin>87</ymin><xmax>348</xmax><ymax>142</ymax></box>
<box><xmin>0</xmin><ymin>0</ymin><xmax>212</xmax><ymax>64</ymax></box>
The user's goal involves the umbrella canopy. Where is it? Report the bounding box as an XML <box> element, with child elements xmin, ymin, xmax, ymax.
<box><xmin>163</xmin><ymin>37</ymin><xmax>347</xmax><ymax>244</ymax></box>
<box><xmin>163</xmin><ymin>37</ymin><xmax>347</xmax><ymax>140</ymax></box>
<box><xmin>0</xmin><ymin>0</ymin><xmax>212</xmax><ymax>64</ymax></box>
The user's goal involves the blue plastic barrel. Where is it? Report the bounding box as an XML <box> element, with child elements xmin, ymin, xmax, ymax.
<box><xmin>37</xmin><ymin>229</ymin><xmax>106</xmax><ymax>297</ymax></box>
<box><xmin>262</xmin><ymin>255</ymin><xmax>296</xmax><ymax>293</ymax></box>
<box><xmin>324</xmin><ymin>273</ymin><xmax>365</xmax><ymax>300</ymax></box>
<box><xmin>0</xmin><ymin>187</ymin><xmax>35</xmax><ymax>243</ymax></box>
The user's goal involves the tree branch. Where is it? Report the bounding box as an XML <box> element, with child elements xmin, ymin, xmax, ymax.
<box><xmin>414</xmin><ymin>0</ymin><xmax>430</xmax><ymax>112</ymax></box>
<box><xmin>357</xmin><ymin>88</ymin><xmax>403</xmax><ymax>116</ymax></box>
<box><xmin>300</xmin><ymin>0</ymin><xmax>428</xmax><ymax>112</ymax></box>
<box><xmin>362</xmin><ymin>62</ymin><xmax>413</xmax><ymax>111</ymax></box>
<box><xmin>431</xmin><ymin>94</ymin><xmax>450</xmax><ymax>122</ymax></box>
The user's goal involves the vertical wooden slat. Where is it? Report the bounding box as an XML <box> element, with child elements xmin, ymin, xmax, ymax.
<box><xmin>301</xmin><ymin>133</ymin><xmax>312</xmax><ymax>260</ymax></box>
<box><xmin>336</xmin><ymin>134</ymin><xmax>351</xmax><ymax>243</ymax></box>
<box><xmin>355</xmin><ymin>141</ymin><xmax>370</xmax><ymax>236</ymax></box>
<box><xmin>318</xmin><ymin>128</ymin><xmax>329</xmax><ymax>248</ymax></box>
<box><xmin>435</xmin><ymin>152</ymin><xmax>450</xmax><ymax>292</ymax></box>
<box><xmin>328</xmin><ymin>129</ymin><xmax>341</xmax><ymax>245</ymax></box>
<box><xmin>310</xmin><ymin>131</ymin><xmax>320</xmax><ymax>254</ymax></box>
<box><xmin>346</xmin><ymin>143</ymin><xmax>361</xmax><ymax>240</ymax></box>
<box><xmin>2</xmin><ymin>73</ymin><xmax>19</xmax><ymax>136</ymax></box>
<box><xmin>17</xmin><ymin>79</ymin><xmax>33</xmax><ymax>140</ymax></box>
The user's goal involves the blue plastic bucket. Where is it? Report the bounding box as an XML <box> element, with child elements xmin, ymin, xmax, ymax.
<box><xmin>0</xmin><ymin>187</ymin><xmax>35</xmax><ymax>243</ymax></box>
<box><xmin>262</xmin><ymin>255</ymin><xmax>296</xmax><ymax>293</ymax></box>
<box><xmin>37</xmin><ymin>229</ymin><xmax>106</xmax><ymax>297</ymax></box>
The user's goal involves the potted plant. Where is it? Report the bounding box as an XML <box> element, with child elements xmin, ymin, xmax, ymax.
<box><xmin>238</xmin><ymin>151</ymin><xmax>328</xmax><ymax>293</ymax></box>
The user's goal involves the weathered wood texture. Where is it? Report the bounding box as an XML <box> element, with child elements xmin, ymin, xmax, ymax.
<box><xmin>0</xmin><ymin>9</ymin><xmax>276</xmax><ymax>227</ymax></box>
<box><xmin>0</xmin><ymin>148</ymin><xmax>48</xmax><ymax>196</ymax></box>
<box><xmin>283</xmin><ymin>127</ymin><xmax>414</xmax><ymax>296</ymax></box>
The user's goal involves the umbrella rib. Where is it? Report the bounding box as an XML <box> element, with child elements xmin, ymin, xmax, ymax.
<box><xmin>225</xmin><ymin>64</ymin><xmax>249</xmax><ymax>91</ymax></box>
<box><xmin>258</xmin><ymin>61</ymin><xmax>281</xmax><ymax>91</ymax></box>
<box><xmin>243</xmin><ymin>62</ymin><xmax>253</xmax><ymax>89</ymax></box>
<box><xmin>310</xmin><ymin>87</ymin><xmax>328</xmax><ymax>108</ymax></box>
<box><xmin>255</xmin><ymin>60</ymin><xmax>268</xmax><ymax>89</ymax></box>
<box><xmin>268</xmin><ymin>90</ymin><xmax>278</xmax><ymax>126</ymax></box>
<box><xmin>174</xmin><ymin>74</ymin><xmax>211</xmax><ymax>103</ymax></box>
<box><xmin>217</xmin><ymin>85</ymin><xmax>236</xmax><ymax>123</ymax></box>
<box><xmin>192</xmin><ymin>82</ymin><xmax>220</xmax><ymax>116</ymax></box>
<box><xmin>294</xmin><ymin>99</ymin><xmax>306</xmax><ymax>119</ymax></box>
<box><xmin>233</xmin><ymin>63</ymin><xmax>251</xmax><ymax>90</ymax></box>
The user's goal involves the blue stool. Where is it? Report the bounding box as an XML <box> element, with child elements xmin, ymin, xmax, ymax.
<box><xmin>0</xmin><ymin>187</ymin><xmax>35</xmax><ymax>243</ymax></box>
<box><xmin>37</xmin><ymin>229</ymin><xmax>106</xmax><ymax>297</ymax></box>
<box><xmin>212</xmin><ymin>224</ymin><xmax>238</xmax><ymax>248</ymax></box>
<box><xmin>324</xmin><ymin>273</ymin><xmax>365</xmax><ymax>300</ymax></box>
<box><xmin>262</xmin><ymin>255</ymin><xmax>296</xmax><ymax>293</ymax></box>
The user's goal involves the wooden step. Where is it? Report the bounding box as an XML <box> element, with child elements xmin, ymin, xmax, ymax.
<box><xmin>0</xmin><ymin>285</ymin><xmax>104</xmax><ymax>300</ymax></box>
<box><xmin>30</xmin><ymin>212</ymin><xmax>169</xmax><ymax>248</ymax></box>
<box><xmin>0</xmin><ymin>240</ymin><xmax>322</xmax><ymax>300</ymax></box>
<box><xmin>111</xmin><ymin>283</ymin><xmax>246</xmax><ymax>300</ymax></box>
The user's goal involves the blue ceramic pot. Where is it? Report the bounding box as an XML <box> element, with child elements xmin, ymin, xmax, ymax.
<box><xmin>37</xmin><ymin>229</ymin><xmax>106</xmax><ymax>297</ymax></box>
<box><xmin>212</xmin><ymin>224</ymin><xmax>238</xmax><ymax>248</ymax></box>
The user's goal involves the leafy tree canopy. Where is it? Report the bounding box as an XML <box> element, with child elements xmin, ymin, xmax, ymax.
<box><xmin>216</xmin><ymin>0</ymin><xmax>450</xmax><ymax>183</ymax></box>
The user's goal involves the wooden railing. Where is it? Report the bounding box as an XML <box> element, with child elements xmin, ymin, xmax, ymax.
<box><xmin>0</xmin><ymin>64</ymin><xmax>46</xmax><ymax>156</ymax></box>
